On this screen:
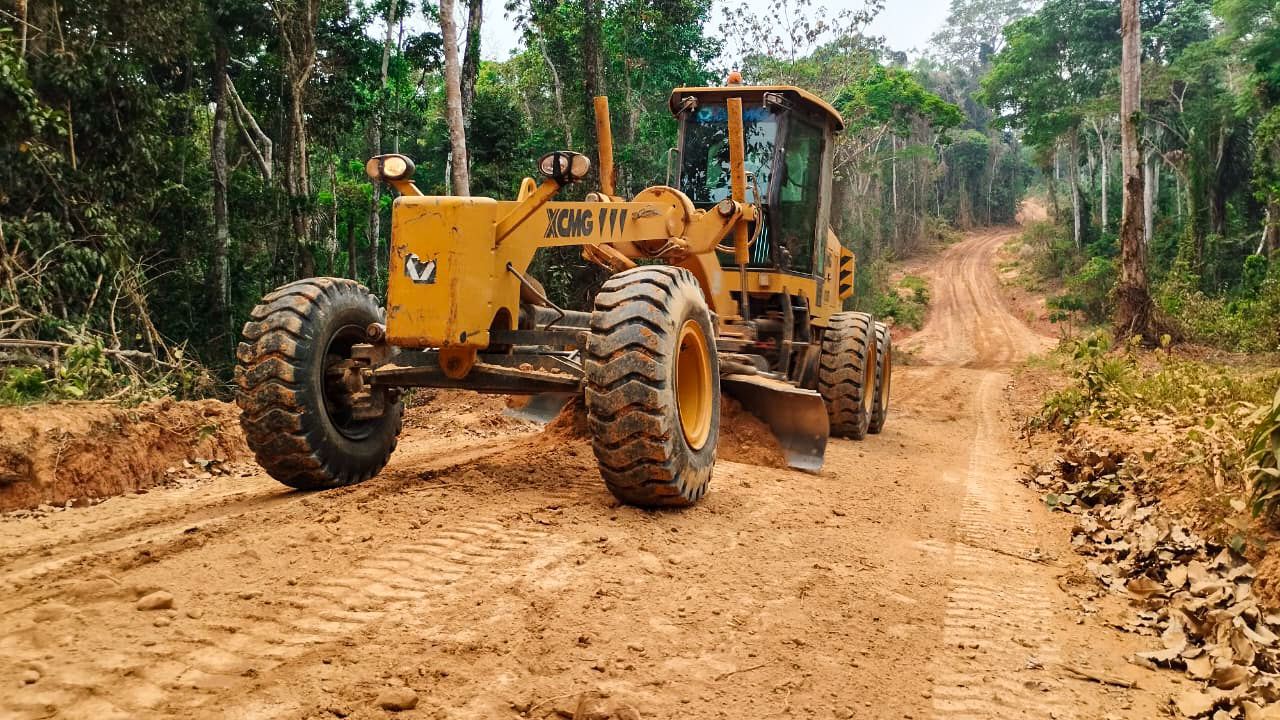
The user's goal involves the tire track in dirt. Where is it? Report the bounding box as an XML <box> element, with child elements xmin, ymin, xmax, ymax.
<box><xmin>927</xmin><ymin>373</ymin><xmax>1071</xmax><ymax>720</ymax></box>
<box><xmin>0</xmin><ymin>433</ymin><xmax>535</xmax><ymax>609</ymax></box>
<box><xmin>901</xmin><ymin>228</ymin><xmax>1053</xmax><ymax>369</ymax></box>
<box><xmin>7</xmin><ymin>517</ymin><xmax>551</xmax><ymax>720</ymax></box>
<box><xmin>897</xmin><ymin>226</ymin><xmax>1080</xmax><ymax>719</ymax></box>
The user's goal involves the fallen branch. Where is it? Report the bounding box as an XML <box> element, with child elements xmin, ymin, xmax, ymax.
<box><xmin>959</xmin><ymin>539</ymin><xmax>1058</xmax><ymax>566</ymax></box>
<box><xmin>524</xmin><ymin>691</ymin><xmax>579</xmax><ymax>717</ymax></box>
<box><xmin>714</xmin><ymin>662</ymin><xmax>772</xmax><ymax>681</ymax></box>
<box><xmin>0</xmin><ymin>339</ymin><xmax>159</xmax><ymax>363</ymax></box>
<box><xmin>1058</xmin><ymin>663</ymin><xmax>1138</xmax><ymax>689</ymax></box>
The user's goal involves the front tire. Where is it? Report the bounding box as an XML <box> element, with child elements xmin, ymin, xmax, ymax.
<box><xmin>584</xmin><ymin>267</ymin><xmax>720</xmax><ymax>508</ymax></box>
<box><xmin>236</xmin><ymin>278</ymin><xmax>403</xmax><ymax>490</ymax></box>
<box><xmin>818</xmin><ymin>311</ymin><xmax>875</xmax><ymax>440</ymax></box>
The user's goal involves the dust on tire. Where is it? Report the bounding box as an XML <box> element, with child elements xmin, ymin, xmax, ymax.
<box><xmin>236</xmin><ymin>277</ymin><xmax>403</xmax><ymax>490</ymax></box>
<box><xmin>818</xmin><ymin>311</ymin><xmax>875</xmax><ymax>440</ymax></box>
<box><xmin>583</xmin><ymin>266</ymin><xmax>720</xmax><ymax>508</ymax></box>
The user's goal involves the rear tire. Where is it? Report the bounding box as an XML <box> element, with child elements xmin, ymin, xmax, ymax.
<box><xmin>869</xmin><ymin>321</ymin><xmax>892</xmax><ymax>434</ymax></box>
<box><xmin>584</xmin><ymin>266</ymin><xmax>720</xmax><ymax>508</ymax></box>
<box><xmin>818</xmin><ymin>311</ymin><xmax>875</xmax><ymax>440</ymax></box>
<box><xmin>236</xmin><ymin>278</ymin><xmax>403</xmax><ymax>490</ymax></box>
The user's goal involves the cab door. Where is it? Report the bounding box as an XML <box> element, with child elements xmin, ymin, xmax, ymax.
<box><xmin>773</xmin><ymin>117</ymin><xmax>832</xmax><ymax>279</ymax></box>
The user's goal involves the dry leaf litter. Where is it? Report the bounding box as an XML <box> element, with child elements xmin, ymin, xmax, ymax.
<box><xmin>1028</xmin><ymin>444</ymin><xmax>1280</xmax><ymax>719</ymax></box>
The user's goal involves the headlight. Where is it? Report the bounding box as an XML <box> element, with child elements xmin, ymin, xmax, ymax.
<box><xmin>365</xmin><ymin>154</ymin><xmax>416</xmax><ymax>182</ymax></box>
<box><xmin>538</xmin><ymin>151</ymin><xmax>591</xmax><ymax>184</ymax></box>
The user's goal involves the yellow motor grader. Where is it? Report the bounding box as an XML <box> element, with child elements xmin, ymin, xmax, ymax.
<box><xmin>236</xmin><ymin>78</ymin><xmax>892</xmax><ymax>507</ymax></box>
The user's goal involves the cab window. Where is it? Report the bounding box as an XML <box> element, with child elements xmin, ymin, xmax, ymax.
<box><xmin>679</xmin><ymin>104</ymin><xmax>777</xmax><ymax>203</ymax></box>
<box><xmin>679</xmin><ymin>104</ymin><xmax>777</xmax><ymax>267</ymax></box>
<box><xmin>776</xmin><ymin>119</ymin><xmax>825</xmax><ymax>274</ymax></box>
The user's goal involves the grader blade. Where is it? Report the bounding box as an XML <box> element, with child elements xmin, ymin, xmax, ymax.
<box><xmin>506</xmin><ymin>392</ymin><xmax>576</xmax><ymax>424</ymax></box>
<box><xmin>721</xmin><ymin>374</ymin><xmax>830</xmax><ymax>472</ymax></box>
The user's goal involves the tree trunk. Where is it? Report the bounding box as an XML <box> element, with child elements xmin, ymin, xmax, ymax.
<box><xmin>210</xmin><ymin>30</ymin><xmax>231</xmax><ymax>338</ymax></box>
<box><xmin>1265</xmin><ymin>199</ymin><xmax>1280</xmax><ymax>256</ymax></box>
<box><xmin>581</xmin><ymin>0</ymin><xmax>605</xmax><ymax>153</ymax></box>
<box><xmin>17</xmin><ymin>0</ymin><xmax>28</xmax><ymax>61</ymax></box>
<box><xmin>287</xmin><ymin>87</ymin><xmax>315</xmax><ymax>277</ymax></box>
<box><xmin>891</xmin><ymin>136</ymin><xmax>899</xmax><ymax>214</ymax></box>
<box><xmin>986</xmin><ymin>140</ymin><xmax>1001</xmax><ymax>225</ymax></box>
<box><xmin>1152</xmin><ymin>147</ymin><xmax>1162</xmax><ymax>243</ymax></box>
<box><xmin>538</xmin><ymin>36</ymin><xmax>573</xmax><ymax>147</ymax></box>
<box><xmin>1092</xmin><ymin>119</ymin><xmax>1109</xmax><ymax>231</ymax></box>
<box><xmin>1046</xmin><ymin>155</ymin><xmax>1059</xmax><ymax>219</ymax></box>
<box><xmin>1069</xmin><ymin>130</ymin><xmax>1082</xmax><ymax>248</ymax></box>
<box><xmin>461</xmin><ymin>0</ymin><xmax>482</xmax><ymax>121</ymax></box>
<box><xmin>328</xmin><ymin>158</ymin><xmax>339</xmax><ymax>264</ymax></box>
<box><xmin>347</xmin><ymin>217</ymin><xmax>357</xmax><ymax>278</ymax></box>
<box><xmin>1115</xmin><ymin>0</ymin><xmax>1153</xmax><ymax>341</ymax></box>
<box><xmin>440</xmin><ymin>0</ymin><xmax>470</xmax><ymax>196</ymax></box>
<box><xmin>272</xmin><ymin>0</ymin><xmax>321</xmax><ymax>278</ymax></box>
<box><xmin>367</xmin><ymin>0</ymin><xmax>397</xmax><ymax>286</ymax></box>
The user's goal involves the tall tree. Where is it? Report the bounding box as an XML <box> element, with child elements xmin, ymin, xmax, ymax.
<box><xmin>1218</xmin><ymin>0</ymin><xmax>1280</xmax><ymax>257</ymax></box>
<box><xmin>1115</xmin><ymin>0</ymin><xmax>1153</xmax><ymax>338</ymax></box>
<box><xmin>461</xmin><ymin>0</ymin><xmax>483</xmax><ymax>120</ymax></box>
<box><xmin>210</xmin><ymin>19</ymin><xmax>232</xmax><ymax>341</ymax></box>
<box><xmin>271</xmin><ymin>0</ymin><xmax>322</xmax><ymax>276</ymax></box>
<box><xmin>440</xmin><ymin>0</ymin><xmax>470</xmax><ymax>195</ymax></box>
<box><xmin>581</xmin><ymin>0</ymin><xmax>605</xmax><ymax>155</ymax></box>
<box><xmin>367</xmin><ymin>0</ymin><xmax>399</xmax><ymax>285</ymax></box>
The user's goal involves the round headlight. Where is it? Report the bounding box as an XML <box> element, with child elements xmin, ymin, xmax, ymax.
<box><xmin>383</xmin><ymin>155</ymin><xmax>409</xmax><ymax>180</ymax></box>
<box><xmin>365</xmin><ymin>154</ymin><xmax>416</xmax><ymax>182</ymax></box>
<box><xmin>537</xmin><ymin>151</ymin><xmax>591</xmax><ymax>184</ymax></box>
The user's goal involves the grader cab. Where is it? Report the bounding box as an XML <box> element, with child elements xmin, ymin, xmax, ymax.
<box><xmin>236</xmin><ymin>77</ymin><xmax>892</xmax><ymax>507</ymax></box>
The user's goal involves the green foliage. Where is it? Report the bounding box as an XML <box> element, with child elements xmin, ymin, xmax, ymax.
<box><xmin>836</xmin><ymin>65</ymin><xmax>964</xmax><ymax>137</ymax></box>
<box><xmin>1061</xmin><ymin>255</ymin><xmax>1116</xmax><ymax>322</ymax></box>
<box><xmin>981</xmin><ymin>0</ymin><xmax>1119</xmax><ymax>147</ymax></box>
<box><xmin>1247</xmin><ymin>386</ymin><xmax>1280</xmax><ymax>517</ymax></box>
<box><xmin>0</xmin><ymin>367</ymin><xmax>48</xmax><ymax>404</ymax></box>
<box><xmin>869</xmin><ymin>272</ymin><xmax>931</xmax><ymax>331</ymax></box>
<box><xmin>1035</xmin><ymin>333</ymin><xmax>1280</xmax><ymax>431</ymax></box>
<box><xmin>0</xmin><ymin>337</ymin><xmax>213</xmax><ymax>406</ymax></box>
<box><xmin>1156</xmin><ymin>264</ymin><xmax>1280</xmax><ymax>353</ymax></box>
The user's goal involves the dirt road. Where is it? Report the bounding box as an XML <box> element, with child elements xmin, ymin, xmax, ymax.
<box><xmin>1</xmin><ymin>228</ymin><xmax>1171</xmax><ymax>719</ymax></box>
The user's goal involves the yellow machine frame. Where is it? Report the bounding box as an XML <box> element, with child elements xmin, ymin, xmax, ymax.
<box><xmin>379</xmin><ymin>87</ymin><xmax>855</xmax><ymax>381</ymax></box>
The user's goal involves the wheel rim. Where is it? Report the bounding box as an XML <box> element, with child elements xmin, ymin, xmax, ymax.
<box><xmin>322</xmin><ymin>324</ymin><xmax>378</xmax><ymax>441</ymax></box>
<box><xmin>862</xmin><ymin>337</ymin><xmax>876</xmax><ymax>414</ymax></box>
<box><xmin>675</xmin><ymin>319</ymin><xmax>713</xmax><ymax>451</ymax></box>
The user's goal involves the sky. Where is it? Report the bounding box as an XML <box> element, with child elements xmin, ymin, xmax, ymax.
<box><xmin>476</xmin><ymin>0</ymin><xmax>953</xmax><ymax>62</ymax></box>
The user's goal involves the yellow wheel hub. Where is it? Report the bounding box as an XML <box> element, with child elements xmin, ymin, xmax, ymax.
<box><xmin>881</xmin><ymin>346</ymin><xmax>892</xmax><ymax>405</ymax></box>
<box><xmin>863</xmin><ymin>344</ymin><xmax>876</xmax><ymax>413</ymax></box>
<box><xmin>676</xmin><ymin>319</ymin><xmax>713</xmax><ymax>451</ymax></box>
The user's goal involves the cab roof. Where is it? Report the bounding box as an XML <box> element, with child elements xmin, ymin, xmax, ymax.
<box><xmin>667</xmin><ymin>84</ymin><xmax>846</xmax><ymax>133</ymax></box>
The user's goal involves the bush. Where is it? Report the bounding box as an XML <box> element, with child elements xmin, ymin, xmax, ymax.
<box><xmin>1022</xmin><ymin>221</ymin><xmax>1084</xmax><ymax>281</ymax></box>
<box><xmin>1156</xmin><ymin>262</ymin><xmax>1280</xmax><ymax>353</ymax></box>
<box><xmin>1062</xmin><ymin>256</ymin><xmax>1116</xmax><ymax>323</ymax></box>
<box><xmin>1034</xmin><ymin>333</ymin><xmax>1280</xmax><ymax>430</ymax></box>
<box><xmin>0</xmin><ymin>337</ymin><xmax>215</xmax><ymax>405</ymax></box>
<box><xmin>872</xmin><ymin>274</ymin><xmax>930</xmax><ymax>330</ymax></box>
<box><xmin>1249</xmin><ymin>386</ymin><xmax>1280</xmax><ymax>517</ymax></box>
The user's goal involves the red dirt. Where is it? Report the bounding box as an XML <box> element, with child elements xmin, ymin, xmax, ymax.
<box><xmin>542</xmin><ymin>395</ymin><xmax>788</xmax><ymax>469</ymax></box>
<box><xmin>0</xmin><ymin>399</ymin><xmax>248</xmax><ymax>513</ymax></box>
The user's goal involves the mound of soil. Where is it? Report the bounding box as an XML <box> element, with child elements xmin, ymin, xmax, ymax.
<box><xmin>403</xmin><ymin>389</ymin><xmax>534</xmax><ymax>437</ymax></box>
<box><xmin>540</xmin><ymin>395</ymin><xmax>788</xmax><ymax>469</ymax></box>
<box><xmin>0</xmin><ymin>399</ymin><xmax>248</xmax><ymax>512</ymax></box>
<box><xmin>718</xmin><ymin>397</ymin><xmax>788</xmax><ymax>468</ymax></box>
